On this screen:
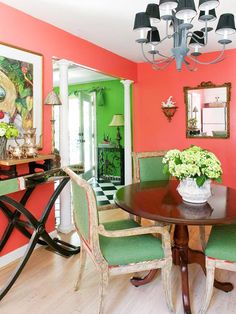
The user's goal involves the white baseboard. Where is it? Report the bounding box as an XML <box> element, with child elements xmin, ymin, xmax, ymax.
<box><xmin>0</xmin><ymin>230</ymin><xmax>57</xmax><ymax>269</ymax></box>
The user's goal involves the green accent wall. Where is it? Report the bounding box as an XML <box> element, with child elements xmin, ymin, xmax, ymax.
<box><xmin>68</xmin><ymin>79</ymin><xmax>124</xmax><ymax>146</ymax></box>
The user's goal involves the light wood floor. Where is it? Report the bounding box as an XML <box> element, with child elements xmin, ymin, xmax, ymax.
<box><xmin>1</xmin><ymin>209</ymin><xmax>236</xmax><ymax>314</ymax></box>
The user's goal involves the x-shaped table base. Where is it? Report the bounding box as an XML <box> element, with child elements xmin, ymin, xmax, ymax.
<box><xmin>0</xmin><ymin>177</ymin><xmax>80</xmax><ymax>301</ymax></box>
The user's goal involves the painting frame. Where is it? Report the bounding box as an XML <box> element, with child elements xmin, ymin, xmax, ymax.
<box><xmin>0</xmin><ymin>42</ymin><xmax>43</xmax><ymax>148</ymax></box>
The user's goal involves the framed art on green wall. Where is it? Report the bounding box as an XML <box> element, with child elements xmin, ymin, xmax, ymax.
<box><xmin>0</xmin><ymin>42</ymin><xmax>43</xmax><ymax>147</ymax></box>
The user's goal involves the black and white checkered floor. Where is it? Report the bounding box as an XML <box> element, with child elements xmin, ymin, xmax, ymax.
<box><xmin>55</xmin><ymin>178</ymin><xmax>123</xmax><ymax>226</ymax></box>
<box><xmin>89</xmin><ymin>178</ymin><xmax>123</xmax><ymax>206</ymax></box>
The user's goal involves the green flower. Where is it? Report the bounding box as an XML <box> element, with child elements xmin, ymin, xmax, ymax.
<box><xmin>163</xmin><ymin>145</ymin><xmax>222</xmax><ymax>187</ymax></box>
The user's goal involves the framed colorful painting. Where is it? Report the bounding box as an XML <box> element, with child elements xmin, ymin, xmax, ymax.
<box><xmin>0</xmin><ymin>43</ymin><xmax>43</xmax><ymax>147</ymax></box>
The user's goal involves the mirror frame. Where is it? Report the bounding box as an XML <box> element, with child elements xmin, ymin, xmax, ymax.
<box><xmin>184</xmin><ymin>81</ymin><xmax>231</xmax><ymax>139</ymax></box>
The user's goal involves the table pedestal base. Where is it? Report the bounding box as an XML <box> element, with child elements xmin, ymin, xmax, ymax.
<box><xmin>130</xmin><ymin>225</ymin><xmax>233</xmax><ymax>314</ymax></box>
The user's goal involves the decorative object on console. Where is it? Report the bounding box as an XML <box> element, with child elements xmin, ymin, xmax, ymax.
<box><xmin>22</xmin><ymin>128</ymin><xmax>38</xmax><ymax>157</ymax></box>
<box><xmin>7</xmin><ymin>144</ymin><xmax>24</xmax><ymax>159</ymax></box>
<box><xmin>0</xmin><ymin>43</ymin><xmax>43</xmax><ymax>147</ymax></box>
<box><xmin>133</xmin><ymin>1</ymin><xmax>235</xmax><ymax>71</ymax></box>
<box><xmin>44</xmin><ymin>90</ymin><xmax>62</xmax><ymax>153</ymax></box>
<box><xmin>162</xmin><ymin>96</ymin><xmax>177</xmax><ymax>121</ymax></box>
<box><xmin>163</xmin><ymin>145</ymin><xmax>222</xmax><ymax>203</ymax></box>
<box><xmin>109</xmin><ymin>114</ymin><xmax>124</xmax><ymax>148</ymax></box>
<box><xmin>0</xmin><ymin>122</ymin><xmax>19</xmax><ymax>159</ymax></box>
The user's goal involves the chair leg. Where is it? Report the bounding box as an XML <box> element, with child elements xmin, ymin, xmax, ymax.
<box><xmin>199</xmin><ymin>226</ymin><xmax>206</xmax><ymax>251</ymax></box>
<box><xmin>98</xmin><ymin>266</ymin><xmax>109</xmax><ymax>314</ymax></box>
<box><xmin>74</xmin><ymin>245</ymin><xmax>87</xmax><ymax>291</ymax></box>
<box><xmin>162</xmin><ymin>262</ymin><xmax>174</xmax><ymax>313</ymax></box>
<box><xmin>199</xmin><ymin>258</ymin><xmax>215</xmax><ymax>314</ymax></box>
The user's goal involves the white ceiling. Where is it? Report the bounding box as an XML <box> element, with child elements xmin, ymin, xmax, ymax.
<box><xmin>2</xmin><ymin>0</ymin><xmax>236</xmax><ymax>62</ymax></box>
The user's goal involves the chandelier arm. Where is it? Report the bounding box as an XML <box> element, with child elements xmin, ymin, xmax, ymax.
<box><xmin>204</xmin><ymin>20</ymin><xmax>209</xmax><ymax>44</ymax></box>
<box><xmin>188</xmin><ymin>45</ymin><xmax>226</xmax><ymax>65</ymax></box>
<box><xmin>184</xmin><ymin>58</ymin><xmax>197</xmax><ymax>72</ymax></box>
<box><xmin>156</xmin><ymin>51</ymin><xmax>173</xmax><ymax>59</ymax></box>
<box><xmin>141</xmin><ymin>44</ymin><xmax>173</xmax><ymax>65</ymax></box>
<box><xmin>152</xmin><ymin>58</ymin><xmax>174</xmax><ymax>71</ymax></box>
<box><xmin>186</xmin><ymin>32</ymin><xmax>206</xmax><ymax>41</ymax></box>
<box><xmin>187</xmin><ymin>20</ymin><xmax>209</xmax><ymax>46</ymax></box>
<box><xmin>159</xmin><ymin>31</ymin><xmax>176</xmax><ymax>44</ymax></box>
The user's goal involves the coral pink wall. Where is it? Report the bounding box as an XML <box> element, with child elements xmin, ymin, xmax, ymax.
<box><xmin>0</xmin><ymin>3</ymin><xmax>137</xmax><ymax>257</ymax></box>
<box><xmin>134</xmin><ymin>49</ymin><xmax>236</xmax><ymax>188</ymax></box>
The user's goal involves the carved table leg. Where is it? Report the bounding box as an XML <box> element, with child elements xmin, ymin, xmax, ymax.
<box><xmin>172</xmin><ymin>224</ymin><xmax>192</xmax><ymax>314</ymax></box>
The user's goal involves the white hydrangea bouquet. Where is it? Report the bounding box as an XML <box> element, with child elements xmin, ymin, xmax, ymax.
<box><xmin>162</xmin><ymin>145</ymin><xmax>222</xmax><ymax>187</ymax></box>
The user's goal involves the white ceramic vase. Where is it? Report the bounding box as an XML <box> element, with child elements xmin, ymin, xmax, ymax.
<box><xmin>177</xmin><ymin>178</ymin><xmax>212</xmax><ymax>204</ymax></box>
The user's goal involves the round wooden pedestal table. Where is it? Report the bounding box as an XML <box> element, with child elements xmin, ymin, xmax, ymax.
<box><xmin>114</xmin><ymin>180</ymin><xmax>236</xmax><ymax>314</ymax></box>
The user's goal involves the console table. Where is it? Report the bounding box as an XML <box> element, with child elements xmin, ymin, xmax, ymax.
<box><xmin>97</xmin><ymin>145</ymin><xmax>124</xmax><ymax>185</ymax></box>
<box><xmin>0</xmin><ymin>163</ymin><xmax>82</xmax><ymax>302</ymax></box>
<box><xmin>0</xmin><ymin>154</ymin><xmax>55</xmax><ymax>178</ymax></box>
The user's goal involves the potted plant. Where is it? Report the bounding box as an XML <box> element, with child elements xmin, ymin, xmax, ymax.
<box><xmin>162</xmin><ymin>145</ymin><xmax>222</xmax><ymax>203</ymax></box>
<box><xmin>0</xmin><ymin>122</ymin><xmax>19</xmax><ymax>159</ymax></box>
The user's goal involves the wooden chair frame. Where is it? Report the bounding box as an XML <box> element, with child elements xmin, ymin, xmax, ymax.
<box><xmin>64</xmin><ymin>167</ymin><xmax>174</xmax><ymax>314</ymax></box>
<box><xmin>200</xmin><ymin>257</ymin><xmax>236</xmax><ymax>313</ymax></box>
<box><xmin>132</xmin><ymin>151</ymin><xmax>167</xmax><ymax>183</ymax></box>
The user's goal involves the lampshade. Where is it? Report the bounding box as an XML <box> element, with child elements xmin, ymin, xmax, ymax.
<box><xmin>133</xmin><ymin>12</ymin><xmax>151</xmax><ymax>30</ymax></box>
<box><xmin>189</xmin><ymin>31</ymin><xmax>205</xmax><ymax>47</ymax></box>
<box><xmin>109</xmin><ymin>114</ymin><xmax>124</xmax><ymax>127</ymax></box>
<box><xmin>176</xmin><ymin>0</ymin><xmax>197</xmax><ymax>20</ymax></box>
<box><xmin>147</xmin><ymin>27</ymin><xmax>161</xmax><ymax>44</ymax></box>
<box><xmin>44</xmin><ymin>91</ymin><xmax>62</xmax><ymax>106</ymax></box>
<box><xmin>146</xmin><ymin>4</ymin><xmax>160</xmax><ymax>23</ymax></box>
<box><xmin>199</xmin><ymin>9</ymin><xmax>217</xmax><ymax>22</ymax></box>
<box><xmin>159</xmin><ymin>0</ymin><xmax>178</xmax><ymax>10</ymax></box>
<box><xmin>193</xmin><ymin>106</ymin><xmax>199</xmax><ymax>113</ymax></box>
<box><xmin>216</xmin><ymin>13</ymin><xmax>236</xmax><ymax>35</ymax></box>
<box><xmin>199</xmin><ymin>0</ymin><xmax>219</xmax><ymax>11</ymax></box>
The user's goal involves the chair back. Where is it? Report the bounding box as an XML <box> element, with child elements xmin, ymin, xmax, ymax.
<box><xmin>133</xmin><ymin>151</ymin><xmax>169</xmax><ymax>183</ymax></box>
<box><xmin>63</xmin><ymin>167</ymin><xmax>100</xmax><ymax>253</ymax></box>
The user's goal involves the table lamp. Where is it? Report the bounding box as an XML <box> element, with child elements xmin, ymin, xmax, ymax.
<box><xmin>192</xmin><ymin>106</ymin><xmax>198</xmax><ymax>119</ymax></box>
<box><xmin>109</xmin><ymin>114</ymin><xmax>124</xmax><ymax>148</ymax></box>
<box><xmin>44</xmin><ymin>90</ymin><xmax>61</xmax><ymax>153</ymax></box>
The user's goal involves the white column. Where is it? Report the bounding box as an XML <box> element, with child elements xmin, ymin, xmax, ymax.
<box><xmin>121</xmin><ymin>80</ymin><xmax>134</xmax><ymax>185</ymax></box>
<box><xmin>57</xmin><ymin>60</ymin><xmax>74</xmax><ymax>233</ymax></box>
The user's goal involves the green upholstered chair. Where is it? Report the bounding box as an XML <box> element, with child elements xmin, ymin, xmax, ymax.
<box><xmin>212</xmin><ymin>130</ymin><xmax>227</xmax><ymax>137</ymax></box>
<box><xmin>132</xmin><ymin>151</ymin><xmax>206</xmax><ymax>250</ymax></box>
<box><xmin>64</xmin><ymin>167</ymin><xmax>174</xmax><ymax>314</ymax></box>
<box><xmin>200</xmin><ymin>224</ymin><xmax>236</xmax><ymax>313</ymax></box>
<box><xmin>133</xmin><ymin>151</ymin><xmax>169</xmax><ymax>183</ymax></box>
<box><xmin>132</xmin><ymin>151</ymin><xmax>170</xmax><ymax>226</ymax></box>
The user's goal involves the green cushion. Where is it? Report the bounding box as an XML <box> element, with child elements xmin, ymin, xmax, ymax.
<box><xmin>0</xmin><ymin>178</ymin><xmax>20</xmax><ymax>196</ymax></box>
<box><xmin>139</xmin><ymin>156</ymin><xmax>169</xmax><ymax>182</ymax></box>
<box><xmin>99</xmin><ymin>219</ymin><xmax>164</xmax><ymax>266</ymax></box>
<box><xmin>71</xmin><ymin>181</ymin><xmax>90</xmax><ymax>241</ymax></box>
<box><xmin>205</xmin><ymin>224</ymin><xmax>236</xmax><ymax>262</ymax></box>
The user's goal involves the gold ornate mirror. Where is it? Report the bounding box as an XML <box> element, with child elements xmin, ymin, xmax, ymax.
<box><xmin>184</xmin><ymin>82</ymin><xmax>231</xmax><ymax>138</ymax></box>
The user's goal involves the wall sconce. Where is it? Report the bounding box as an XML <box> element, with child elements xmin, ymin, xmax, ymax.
<box><xmin>161</xmin><ymin>96</ymin><xmax>177</xmax><ymax>122</ymax></box>
<box><xmin>162</xmin><ymin>106</ymin><xmax>178</xmax><ymax>122</ymax></box>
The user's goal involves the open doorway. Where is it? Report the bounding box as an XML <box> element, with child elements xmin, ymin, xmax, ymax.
<box><xmin>53</xmin><ymin>60</ymin><xmax>126</xmax><ymax>225</ymax></box>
